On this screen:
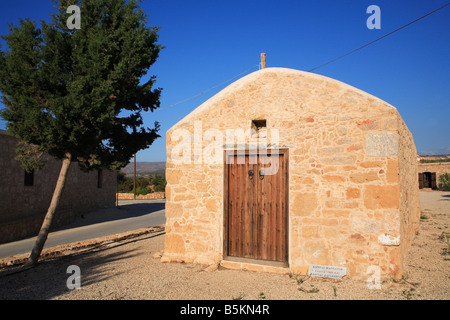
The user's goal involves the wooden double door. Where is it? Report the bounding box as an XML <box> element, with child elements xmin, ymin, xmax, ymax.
<box><xmin>419</xmin><ymin>172</ymin><xmax>437</xmax><ymax>189</ymax></box>
<box><xmin>224</xmin><ymin>150</ymin><xmax>288</xmax><ymax>263</ymax></box>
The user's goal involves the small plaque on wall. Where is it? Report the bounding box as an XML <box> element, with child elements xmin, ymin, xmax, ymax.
<box><xmin>308</xmin><ymin>264</ymin><xmax>347</xmax><ymax>279</ymax></box>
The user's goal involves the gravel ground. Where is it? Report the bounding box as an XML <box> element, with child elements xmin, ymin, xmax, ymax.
<box><xmin>0</xmin><ymin>191</ymin><xmax>449</xmax><ymax>300</ymax></box>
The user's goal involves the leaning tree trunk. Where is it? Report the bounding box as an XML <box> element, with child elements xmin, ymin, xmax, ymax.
<box><xmin>23</xmin><ymin>153</ymin><xmax>72</xmax><ymax>269</ymax></box>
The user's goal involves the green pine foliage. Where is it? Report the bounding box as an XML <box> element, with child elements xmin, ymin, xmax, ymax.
<box><xmin>117</xmin><ymin>174</ymin><xmax>166</xmax><ymax>194</ymax></box>
<box><xmin>0</xmin><ymin>0</ymin><xmax>162</xmax><ymax>171</ymax></box>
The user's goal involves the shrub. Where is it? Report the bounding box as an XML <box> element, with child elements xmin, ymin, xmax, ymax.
<box><xmin>117</xmin><ymin>174</ymin><xmax>166</xmax><ymax>193</ymax></box>
<box><xmin>136</xmin><ymin>186</ymin><xmax>151</xmax><ymax>196</ymax></box>
<box><xmin>439</xmin><ymin>173</ymin><xmax>450</xmax><ymax>191</ymax></box>
<box><xmin>117</xmin><ymin>178</ymin><xmax>134</xmax><ymax>193</ymax></box>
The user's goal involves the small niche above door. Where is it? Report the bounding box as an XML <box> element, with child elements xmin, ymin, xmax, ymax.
<box><xmin>251</xmin><ymin>119</ymin><xmax>267</xmax><ymax>139</ymax></box>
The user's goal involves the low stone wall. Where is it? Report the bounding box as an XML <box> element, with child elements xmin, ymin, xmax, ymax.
<box><xmin>117</xmin><ymin>192</ymin><xmax>165</xmax><ymax>200</ymax></box>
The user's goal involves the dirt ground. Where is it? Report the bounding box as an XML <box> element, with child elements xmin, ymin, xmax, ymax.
<box><xmin>0</xmin><ymin>191</ymin><xmax>448</xmax><ymax>300</ymax></box>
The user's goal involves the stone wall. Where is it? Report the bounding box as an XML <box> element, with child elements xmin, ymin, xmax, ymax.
<box><xmin>117</xmin><ymin>192</ymin><xmax>165</xmax><ymax>200</ymax></box>
<box><xmin>163</xmin><ymin>68</ymin><xmax>420</xmax><ymax>280</ymax></box>
<box><xmin>397</xmin><ymin>116</ymin><xmax>421</xmax><ymax>278</ymax></box>
<box><xmin>0</xmin><ymin>131</ymin><xmax>117</xmax><ymax>243</ymax></box>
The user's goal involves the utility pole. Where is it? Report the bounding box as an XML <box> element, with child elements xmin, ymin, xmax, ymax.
<box><xmin>261</xmin><ymin>53</ymin><xmax>266</xmax><ymax>69</ymax></box>
<box><xmin>133</xmin><ymin>153</ymin><xmax>136</xmax><ymax>200</ymax></box>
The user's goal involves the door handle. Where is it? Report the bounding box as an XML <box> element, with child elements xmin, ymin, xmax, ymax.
<box><xmin>259</xmin><ymin>169</ymin><xmax>265</xmax><ymax>180</ymax></box>
<box><xmin>248</xmin><ymin>170</ymin><xmax>254</xmax><ymax>179</ymax></box>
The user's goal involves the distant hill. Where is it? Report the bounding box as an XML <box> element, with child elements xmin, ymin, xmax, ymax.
<box><xmin>418</xmin><ymin>155</ymin><xmax>450</xmax><ymax>163</ymax></box>
<box><xmin>121</xmin><ymin>161</ymin><xmax>166</xmax><ymax>177</ymax></box>
<box><xmin>418</xmin><ymin>146</ymin><xmax>450</xmax><ymax>156</ymax></box>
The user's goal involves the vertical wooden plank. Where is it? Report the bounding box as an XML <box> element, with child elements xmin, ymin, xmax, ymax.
<box><xmin>280</xmin><ymin>154</ymin><xmax>287</xmax><ymax>261</ymax></box>
<box><xmin>275</xmin><ymin>153</ymin><xmax>282</xmax><ymax>261</ymax></box>
<box><xmin>283</xmin><ymin>151</ymin><xmax>289</xmax><ymax>262</ymax></box>
<box><xmin>248</xmin><ymin>154</ymin><xmax>256</xmax><ymax>258</ymax></box>
<box><xmin>276</xmin><ymin>152</ymin><xmax>283</xmax><ymax>261</ymax></box>
<box><xmin>261</xmin><ymin>155</ymin><xmax>268</xmax><ymax>260</ymax></box>
<box><xmin>265</xmin><ymin>155</ymin><xmax>270</xmax><ymax>261</ymax></box>
<box><xmin>239</xmin><ymin>156</ymin><xmax>245</xmax><ymax>257</ymax></box>
<box><xmin>252</xmin><ymin>154</ymin><xmax>258</xmax><ymax>259</ymax></box>
<box><xmin>226</xmin><ymin>161</ymin><xmax>229</xmax><ymax>256</ymax></box>
<box><xmin>241</xmin><ymin>156</ymin><xmax>250</xmax><ymax>257</ymax></box>
<box><xmin>267</xmin><ymin>155</ymin><xmax>274</xmax><ymax>261</ymax></box>
<box><xmin>227</xmin><ymin>157</ymin><xmax>232</xmax><ymax>256</ymax></box>
<box><xmin>242</xmin><ymin>155</ymin><xmax>248</xmax><ymax>257</ymax></box>
<box><xmin>256</xmin><ymin>155</ymin><xmax>262</xmax><ymax>259</ymax></box>
<box><xmin>268</xmin><ymin>156</ymin><xmax>273</xmax><ymax>260</ymax></box>
<box><xmin>271</xmin><ymin>153</ymin><xmax>279</xmax><ymax>262</ymax></box>
<box><xmin>231</xmin><ymin>155</ymin><xmax>238</xmax><ymax>257</ymax></box>
<box><xmin>258</xmin><ymin>155</ymin><xmax>264</xmax><ymax>260</ymax></box>
<box><xmin>239</xmin><ymin>155</ymin><xmax>247</xmax><ymax>257</ymax></box>
<box><xmin>237</xmin><ymin>157</ymin><xmax>243</xmax><ymax>258</ymax></box>
<box><xmin>228</xmin><ymin>156</ymin><xmax>235</xmax><ymax>257</ymax></box>
<box><xmin>244</xmin><ymin>154</ymin><xmax>252</xmax><ymax>258</ymax></box>
<box><xmin>224</xmin><ymin>154</ymin><xmax>228</xmax><ymax>257</ymax></box>
<box><xmin>251</xmin><ymin>154</ymin><xmax>257</xmax><ymax>258</ymax></box>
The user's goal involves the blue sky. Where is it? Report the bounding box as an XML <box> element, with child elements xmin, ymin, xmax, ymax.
<box><xmin>0</xmin><ymin>0</ymin><xmax>449</xmax><ymax>161</ymax></box>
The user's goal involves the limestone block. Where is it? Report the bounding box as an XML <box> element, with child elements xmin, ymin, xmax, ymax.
<box><xmin>365</xmin><ymin>132</ymin><xmax>399</xmax><ymax>157</ymax></box>
<box><xmin>386</xmin><ymin>159</ymin><xmax>399</xmax><ymax>183</ymax></box>
<box><xmin>377</xmin><ymin>233</ymin><xmax>400</xmax><ymax>246</ymax></box>
<box><xmin>291</xmin><ymin>192</ymin><xmax>318</xmax><ymax>217</ymax></box>
<box><xmin>363</xmin><ymin>185</ymin><xmax>399</xmax><ymax>209</ymax></box>
<box><xmin>165</xmin><ymin>234</ymin><xmax>185</xmax><ymax>254</ymax></box>
<box><xmin>346</xmin><ymin>187</ymin><xmax>361</xmax><ymax>199</ymax></box>
<box><xmin>352</xmin><ymin>216</ymin><xmax>380</xmax><ymax>234</ymax></box>
<box><xmin>350</xmin><ymin>171</ymin><xmax>380</xmax><ymax>183</ymax></box>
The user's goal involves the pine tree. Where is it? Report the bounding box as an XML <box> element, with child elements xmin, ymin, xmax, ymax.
<box><xmin>0</xmin><ymin>0</ymin><xmax>162</xmax><ymax>268</ymax></box>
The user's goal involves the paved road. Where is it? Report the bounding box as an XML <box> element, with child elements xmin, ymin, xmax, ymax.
<box><xmin>0</xmin><ymin>199</ymin><xmax>166</xmax><ymax>259</ymax></box>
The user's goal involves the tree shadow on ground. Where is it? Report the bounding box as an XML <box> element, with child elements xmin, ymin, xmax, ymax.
<box><xmin>52</xmin><ymin>200</ymin><xmax>165</xmax><ymax>231</ymax></box>
<box><xmin>0</xmin><ymin>232</ymin><xmax>164</xmax><ymax>300</ymax></box>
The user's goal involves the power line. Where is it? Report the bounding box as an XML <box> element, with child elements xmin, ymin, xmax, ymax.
<box><xmin>158</xmin><ymin>3</ymin><xmax>449</xmax><ymax>111</ymax></box>
<box><xmin>158</xmin><ymin>63</ymin><xmax>261</xmax><ymax>111</ymax></box>
<box><xmin>307</xmin><ymin>2</ymin><xmax>450</xmax><ymax>72</ymax></box>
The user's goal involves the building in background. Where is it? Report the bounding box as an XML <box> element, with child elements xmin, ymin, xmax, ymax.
<box><xmin>0</xmin><ymin>130</ymin><xmax>116</xmax><ymax>243</ymax></box>
<box><xmin>417</xmin><ymin>155</ymin><xmax>450</xmax><ymax>190</ymax></box>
